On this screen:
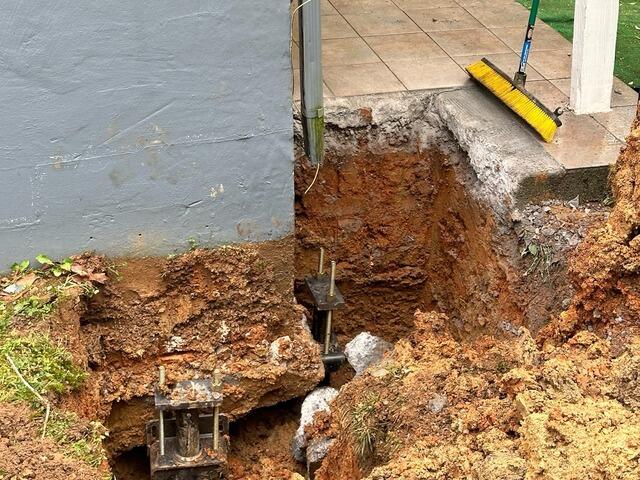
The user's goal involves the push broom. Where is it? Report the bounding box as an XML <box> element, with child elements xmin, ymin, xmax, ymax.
<box><xmin>466</xmin><ymin>0</ymin><xmax>562</xmax><ymax>142</ymax></box>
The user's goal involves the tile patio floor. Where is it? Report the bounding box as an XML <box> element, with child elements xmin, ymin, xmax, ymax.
<box><xmin>292</xmin><ymin>0</ymin><xmax>639</xmax><ymax>171</ymax></box>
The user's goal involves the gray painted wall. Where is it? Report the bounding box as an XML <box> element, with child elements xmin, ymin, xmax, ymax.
<box><xmin>0</xmin><ymin>1</ymin><xmax>294</xmax><ymax>270</ymax></box>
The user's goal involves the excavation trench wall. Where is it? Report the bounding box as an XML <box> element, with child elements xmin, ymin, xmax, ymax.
<box><xmin>295</xmin><ymin>91</ymin><xmax>579</xmax><ymax>341</ymax></box>
<box><xmin>41</xmin><ymin>240</ymin><xmax>324</xmax><ymax>468</ymax></box>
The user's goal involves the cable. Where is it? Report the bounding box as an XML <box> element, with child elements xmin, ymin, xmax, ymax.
<box><xmin>290</xmin><ymin>0</ymin><xmax>311</xmax><ymax>114</ymax></box>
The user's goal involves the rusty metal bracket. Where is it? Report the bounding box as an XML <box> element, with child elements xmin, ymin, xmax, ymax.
<box><xmin>147</xmin><ymin>373</ymin><xmax>229</xmax><ymax>479</ymax></box>
<box><xmin>305</xmin><ymin>275</ymin><xmax>345</xmax><ymax>311</ymax></box>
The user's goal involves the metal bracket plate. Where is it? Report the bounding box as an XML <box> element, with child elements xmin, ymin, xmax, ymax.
<box><xmin>305</xmin><ymin>275</ymin><xmax>345</xmax><ymax>311</ymax></box>
<box><xmin>155</xmin><ymin>379</ymin><xmax>222</xmax><ymax>411</ymax></box>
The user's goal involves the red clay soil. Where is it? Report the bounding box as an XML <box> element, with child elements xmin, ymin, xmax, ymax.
<box><xmin>79</xmin><ymin>240</ymin><xmax>323</xmax><ymax>455</ymax></box>
<box><xmin>541</xmin><ymin>105</ymin><xmax>640</xmax><ymax>347</ymax></box>
<box><xmin>295</xmin><ymin>147</ymin><xmax>575</xmax><ymax>342</ymax></box>
<box><xmin>0</xmin><ymin>403</ymin><xmax>105</xmax><ymax>479</ymax></box>
<box><xmin>227</xmin><ymin>401</ymin><xmax>305</xmax><ymax>480</ymax></box>
<box><xmin>1</xmin><ymin>240</ymin><xmax>324</xmax><ymax>477</ymax></box>
<box><xmin>315</xmin><ymin>311</ymin><xmax>640</xmax><ymax>480</ymax></box>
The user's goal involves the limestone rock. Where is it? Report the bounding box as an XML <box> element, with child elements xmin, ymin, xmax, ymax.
<box><xmin>345</xmin><ymin>332</ymin><xmax>392</xmax><ymax>375</ymax></box>
<box><xmin>292</xmin><ymin>387</ymin><xmax>338</xmax><ymax>462</ymax></box>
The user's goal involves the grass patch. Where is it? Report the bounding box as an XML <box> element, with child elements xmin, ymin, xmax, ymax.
<box><xmin>0</xmin><ymin>334</ymin><xmax>86</xmax><ymax>404</ymax></box>
<box><xmin>342</xmin><ymin>394</ymin><xmax>382</xmax><ymax>460</ymax></box>
<box><xmin>516</xmin><ymin>0</ymin><xmax>640</xmax><ymax>87</ymax></box>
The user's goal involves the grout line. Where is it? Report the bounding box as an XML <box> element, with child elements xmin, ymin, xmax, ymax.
<box><xmin>389</xmin><ymin>0</ymin><xmax>471</xmax><ymax>84</ymax></box>
<box><xmin>330</xmin><ymin>2</ymin><xmax>409</xmax><ymax>91</ymax></box>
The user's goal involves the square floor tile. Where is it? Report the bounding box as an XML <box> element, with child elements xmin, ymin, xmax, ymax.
<box><xmin>324</xmin><ymin>63</ymin><xmax>405</xmax><ymax>95</ymax></box>
<box><xmin>465</xmin><ymin>2</ymin><xmax>530</xmax><ymax>28</ymax></box>
<box><xmin>543</xmin><ymin>110</ymin><xmax>620</xmax><ymax>168</ymax></box>
<box><xmin>331</xmin><ymin>0</ymin><xmax>399</xmax><ymax>15</ymax></box>
<box><xmin>491</xmin><ymin>24</ymin><xmax>571</xmax><ymax>53</ymax></box>
<box><xmin>322</xmin><ymin>0</ymin><xmax>338</xmax><ymax>15</ymax></box>
<box><xmin>429</xmin><ymin>29</ymin><xmax>510</xmax><ymax>56</ymax></box>
<box><xmin>394</xmin><ymin>0</ymin><xmax>458</xmax><ymax>9</ymax></box>
<box><xmin>344</xmin><ymin>10</ymin><xmax>421</xmax><ymax>36</ymax></box>
<box><xmin>544</xmin><ymin>111</ymin><xmax>622</xmax><ymax>168</ymax></box>
<box><xmin>323</xmin><ymin>37</ymin><xmax>379</xmax><ymax>66</ymax></box>
<box><xmin>453</xmin><ymin>52</ymin><xmax>544</xmax><ymax>81</ymax></box>
<box><xmin>323</xmin><ymin>14</ymin><xmax>359</xmax><ymax>38</ymax></box>
<box><xmin>592</xmin><ymin>106</ymin><xmax>637</xmax><ymax>142</ymax></box>
<box><xmin>545</xmin><ymin>142</ymin><xmax>622</xmax><ymax>169</ymax></box>
<box><xmin>292</xmin><ymin>13</ymin><xmax>359</xmax><ymax>40</ymax></box>
<box><xmin>611</xmin><ymin>78</ymin><xmax>639</xmax><ymax>107</ymax></box>
<box><xmin>550</xmin><ymin>78</ymin><xmax>571</xmax><ymax>95</ymax></box>
<box><xmin>522</xmin><ymin>80</ymin><xmax>569</xmax><ymax>108</ymax></box>
<box><xmin>405</xmin><ymin>7</ymin><xmax>483</xmax><ymax>31</ymax></box>
<box><xmin>386</xmin><ymin>56</ymin><xmax>471</xmax><ymax>89</ymax></box>
<box><xmin>455</xmin><ymin>0</ymin><xmax>515</xmax><ymax>5</ymax></box>
<box><xmin>365</xmin><ymin>33</ymin><xmax>448</xmax><ymax>62</ymax></box>
<box><xmin>527</xmin><ymin>49</ymin><xmax>572</xmax><ymax>80</ymax></box>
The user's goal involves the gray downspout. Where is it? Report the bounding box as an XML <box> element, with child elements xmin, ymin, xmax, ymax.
<box><xmin>298</xmin><ymin>0</ymin><xmax>324</xmax><ymax>165</ymax></box>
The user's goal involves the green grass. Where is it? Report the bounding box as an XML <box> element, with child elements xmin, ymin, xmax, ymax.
<box><xmin>0</xmin><ymin>334</ymin><xmax>86</xmax><ymax>404</ymax></box>
<box><xmin>516</xmin><ymin>0</ymin><xmax>640</xmax><ymax>88</ymax></box>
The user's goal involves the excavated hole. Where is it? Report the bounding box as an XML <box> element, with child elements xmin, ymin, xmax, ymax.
<box><xmin>112</xmin><ymin>446</ymin><xmax>150</xmax><ymax>480</ymax></box>
<box><xmin>66</xmin><ymin>107</ymin><xmax>586</xmax><ymax>478</ymax></box>
<box><xmin>107</xmin><ymin>399</ymin><xmax>305</xmax><ymax>479</ymax></box>
<box><xmin>294</xmin><ymin>146</ymin><xmax>529</xmax><ymax>343</ymax></box>
<box><xmin>92</xmin><ymin>141</ymin><xmax>573</xmax><ymax>478</ymax></box>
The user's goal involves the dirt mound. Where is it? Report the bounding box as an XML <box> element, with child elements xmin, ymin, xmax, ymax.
<box><xmin>540</xmin><ymin>105</ymin><xmax>640</xmax><ymax>345</ymax></box>
<box><xmin>316</xmin><ymin>311</ymin><xmax>640</xmax><ymax>480</ymax></box>
<box><xmin>0</xmin><ymin>403</ymin><xmax>105</xmax><ymax>480</ymax></box>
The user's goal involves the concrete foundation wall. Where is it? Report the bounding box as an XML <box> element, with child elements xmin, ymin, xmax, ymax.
<box><xmin>0</xmin><ymin>1</ymin><xmax>294</xmax><ymax>270</ymax></box>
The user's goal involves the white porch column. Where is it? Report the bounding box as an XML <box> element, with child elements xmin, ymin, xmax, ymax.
<box><xmin>570</xmin><ymin>0</ymin><xmax>619</xmax><ymax>114</ymax></box>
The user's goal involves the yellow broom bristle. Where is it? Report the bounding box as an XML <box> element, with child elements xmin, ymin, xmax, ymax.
<box><xmin>466</xmin><ymin>60</ymin><xmax>558</xmax><ymax>142</ymax></box>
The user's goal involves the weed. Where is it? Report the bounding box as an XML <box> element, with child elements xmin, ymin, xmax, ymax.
<box><xmin>0</xmin><ymin>302</ymin><xmax>10</xmax><ymax>335</ymax></box>
<box><xmin>47</xmin><ymin>412</ymin><xmax>109</xmax><ymax>469</ymax></box>
<box><xmin>496</xmin><ymin>360</ymin><xmax>511</xmax><ymax>374</ymax></box>
<box><xmin>11</xmin><ymin>259</ymin><xmax>30</xmax><ymax>275</ymax></box>
<box><xmin>0</xmin><ymin>334</ymin><xmax>86</xmax><ymax>404</ymax></box>
<box><xmin>521</xmin><ymin>242</ymin><xmax>552</xmax><ymax>278</ymax></box>
<box><xmin>36</xmin><ymin>254</ymin><xmax>73</xmax><ymax>277</ymax></box>
<box><xmin>188</xmin><ymin>237</ymin><xmax>200</xmax><ymax>251</ymax></box>
<box><xmin>67</xmin><ymin>421</ymin><xmax>109</xmax><ymax>468</ymax></box>
<box><xmin>52</xmin><ymin>277</ymin><xmax>99</xmax><ymax>298</ymax></box>
<box><xmin>13</xmin><ymin>296</ymin><xmax>56</xmax><ymax>318</ymax></box>
<box><xmin>343</xmin><ymin>393</ymin><xmax>381</xmax><ymax>460</ymax></box>
<box><xmin>386</xmin><ymin>362</ymin><xmax>411</xmax><ymax>380</ymax></box>
<box><xmin>106</xmin><ymin>262</ymin><xmax>126</xmax><ymax>280</ymax></box>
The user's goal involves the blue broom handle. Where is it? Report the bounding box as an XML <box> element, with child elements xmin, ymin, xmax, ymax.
<box><xmin>518</xmin><ymin>0</ymin><xmax>540</xmax><ymax>74</ymax></box>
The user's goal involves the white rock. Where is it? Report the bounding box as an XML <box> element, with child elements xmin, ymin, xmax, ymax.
<box><xmin>307</xmin><ymin>437</ymin><xmax>335</xmax><ymax>476</ymax></box>
<box><xmin>344</xmin><ymin>332</ymin><xmax>392</xmax><ymax>375</ymax></box>
<box><xmin>292</xmin><ymin>387</ymin><xmax>338</xmax><ymax>462</ymax></box>
<box><xmin>428</xmin><ymin>393</ymin><xmax>448</xmax><ymax>413</ymax></box>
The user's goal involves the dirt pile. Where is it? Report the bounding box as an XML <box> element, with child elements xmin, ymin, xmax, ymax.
<box><xmin>0</xmin><ymin>403</ymin><xmax>105</xmax><ymax>480</ymax></box>
<box><xmin>315</xmin><ymin>310</ymin><xmax>640</xmax><ymax>480</ymax></box>
<box><xmin>541</xmin><ymin>105</ymin><xmax>640</xmax><ymax>345</ymax></box>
